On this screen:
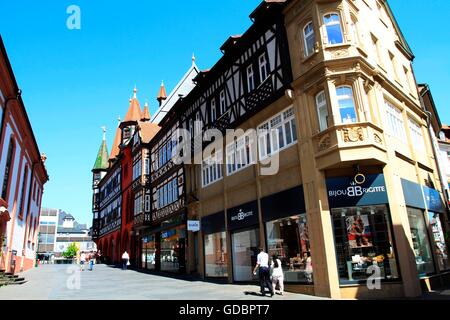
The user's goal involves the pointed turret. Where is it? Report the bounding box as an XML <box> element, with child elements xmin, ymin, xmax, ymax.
<box><xmin>123</xmin><ymin>87</ymin><xmax>142</xmax><ymax>124</ymax></box>
<box><xmin>141</xmin><ymin>102</ymin><xmax>151</xmax><ymax>122</ymax></box>
<box><xmin>92</xmin><ymin>127</ymin><xmax>109</xmax><ymax>171</ymax></box>
<box><xmin>157</xmin><ymin>81</ymin><xmax>167</xmax><ymax>107</ymax></box>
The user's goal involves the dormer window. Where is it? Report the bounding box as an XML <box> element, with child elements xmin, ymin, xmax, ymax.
<box><xmin>123</xmin><ymin>127</ymin><xmax>132</xmax><ymax>141</ymax></box>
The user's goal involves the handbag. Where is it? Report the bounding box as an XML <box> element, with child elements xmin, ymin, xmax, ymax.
<box><xmin>127</xmin><ymin>260</ymin><xmax>130</xmax><ymax>266</ymax></box>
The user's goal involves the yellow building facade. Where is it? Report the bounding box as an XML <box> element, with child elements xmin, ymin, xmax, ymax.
<box><xmin>184</xmin><ymin>0</ymin><xmax>450</xmax><ymax>299</ymax></box>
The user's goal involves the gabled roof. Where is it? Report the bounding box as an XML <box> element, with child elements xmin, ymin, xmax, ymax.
<box><xmin>151</xmin><ymin>61</ymin><xmax>200</xmax><ymax>124</ymax></box>
<box><xmin>138</xmin><ymin>121</ymin><xmax>161</xmax><ymax>143</ymax></box>
<box><xmin>92</xmin><ymin>136</ymin><xmax>109</xmax><ymax>171</ymax></box>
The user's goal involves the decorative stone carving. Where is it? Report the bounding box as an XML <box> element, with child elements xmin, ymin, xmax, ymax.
<box><xmin>342</xmin><ymin>127</ymin><xmax>364</xmax><ymax>142</ymax></box>
<box><xmin>331</xmin><ymin>48</ymin><xmax>349</xmax><ymax>59</ymax></box>
<box><xmin>374</xmin><ymin>133</ymin><xmax>383</xmax><ymax>144</ymax></box>
<box><xmin>318</xmin><ymin>134</ymin><xmax>331</xmax><ymax>151</ymax></box>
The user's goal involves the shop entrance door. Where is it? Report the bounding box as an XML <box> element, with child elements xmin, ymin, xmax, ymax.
<box><xmin>231</xmin><ymin>228</ymin><xmax>259</xmax><ymax>282</ymax></box>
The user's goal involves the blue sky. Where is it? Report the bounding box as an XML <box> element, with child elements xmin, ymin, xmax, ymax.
<box><xmin>0</xmin><ymin>1</ymin><xmax>448</xmax><ymax>225</ymax></box>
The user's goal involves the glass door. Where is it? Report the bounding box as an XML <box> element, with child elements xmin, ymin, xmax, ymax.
<box><xmin>231</xmin><ymin>228</ymin><xmax>259</xmax><ymax>281</ymax></box>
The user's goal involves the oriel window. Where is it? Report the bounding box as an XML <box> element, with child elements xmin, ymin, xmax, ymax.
<box><xmin>323</xmin><ymin>13</ymin><xmax>344</xmax><ymax>45</ymax></box>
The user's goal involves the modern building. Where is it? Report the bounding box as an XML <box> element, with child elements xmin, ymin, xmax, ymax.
<box><xmin>92</xmin><ymin>0</ymin><xmax>450</xmax><ymax>299</ymax></box>
<box><xmin>0</xmin><ymin>36</ymin><xmax>49</xmax><ymax>273</ymax></box>
<box><xmin>37</xmin><ymin>208</ymin><xmax>96</xmax><ymax>261</ymax></box>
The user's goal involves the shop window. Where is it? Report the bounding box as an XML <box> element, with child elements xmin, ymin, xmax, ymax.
<box><xmin>204</xmin><ymin>232</ymin><xmax>228</xmax><ymax>277</ymax></box>
<box><xmin>231</xmin><ymin>228</ymin><xmax>260</xmax><ymax>282</ymax></box>
<box><xmin>428</xmin><ymin>212</ymin><xmax>450</xmax><ymax>271</ymax></box>
<box><xmin>315</xmin><ymin>91</ymin><xmax>329</xmax><ymax>131</ymax></box>
<box><xmin>141</xmin><ymin>235</ymin><xmax>156</xmax><ymax>270</ymax></box>
<box><xmin>323</xmin><ymin>13</ymin><xmax>344</xmax><ymax>45</ymax></box>
<box><xmin>160</xmin><ymin>225</ymin><xmax>186</xmax><ymax>273</ymax></box>
<box><xmin>407</xmin><ymin>207</ymin><xmax>435</xmax><ymax>276</ymax></box>
<box><xmin>331</xmin><ymin>205</ymin><xmax>399</xmax><ymax>284</ymax></box>
<box><xmin>303</xmin><ymin>22</ymin><xmax>316</xmax><ymax>57</ymax></box>
<box><xmin>266</xmin><ymin>214</ymin><xmax>313</xmax><ymax>284</ymax></box>
<box><xmin>336</xmin><ymin>86</ymin><xmax>357</xmax><ymax>124</ymax></box>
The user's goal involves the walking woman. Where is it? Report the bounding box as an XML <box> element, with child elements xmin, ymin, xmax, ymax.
<box><xmin>271</xmin><ymin>255</ymin><xmax>284</xmax><ymax>295</ymax></box>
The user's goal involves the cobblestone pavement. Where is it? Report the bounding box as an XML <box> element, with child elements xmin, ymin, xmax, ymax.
<box><xmin>0</xmin><ymin>264</ymin><xmax>327</xmax><ymax>300</ymax></box>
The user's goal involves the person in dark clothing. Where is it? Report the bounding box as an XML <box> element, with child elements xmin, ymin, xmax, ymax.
<box><xmin>253</xmin><ymin>248</ymin><xmax>274</xmax><ymax>297</ymax></box>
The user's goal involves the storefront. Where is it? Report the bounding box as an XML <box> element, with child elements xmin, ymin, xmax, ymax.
<box><xmin>401</xmin><ymin>179</ymin><xmax>450</xmax><ymax>277</ymax></box>
<box><xmin>326</xmin><ymin>174</ymin><xmax>400</xmax><ymax>285</ymax></box>
<box><xmin>201</xmin><ymin>211</ymin><xmax>228</xmax><ymax>278</ymax></box>
<box><xmin>227</xmin><ymin>201</ymin><xmax>260</xmax><ymax>282</ymax></box>
<box><xmin>140</xmin><ymin>213</ymin><xmax>187</xmax><ymax>273</ymax></box>
<box><xmin>260</xmin><ymin>186</ymin><xmax>313</xmax><ymax>284</ymax></box>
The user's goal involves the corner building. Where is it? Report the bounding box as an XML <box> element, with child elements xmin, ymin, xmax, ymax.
<box><xmin>183</xmin><ymin>0</ymin><xmax>450</xmax><ymax>299</ymax></box>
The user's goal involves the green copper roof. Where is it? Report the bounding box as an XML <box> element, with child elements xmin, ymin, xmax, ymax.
<box><xmin>92</xmin><ymin>139</ymin><xmax>109</xmax><ymax>171</ymax></box>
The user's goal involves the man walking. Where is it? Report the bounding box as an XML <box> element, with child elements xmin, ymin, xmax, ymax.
<box><xmin>253</xmin><ymin>247</ymin><xmax>274</xmax><ymax>297</ymax></box>
<box><xmin>80</xmin><ymin>251</ymin><xmax>86</xmax><ymax>272</ymax></box>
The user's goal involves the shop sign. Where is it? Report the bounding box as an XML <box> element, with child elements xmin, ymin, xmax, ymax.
<box><xmin>227</xmin><ymin>201</ymin><xmax>259</xmax><ymax>231</ymax></box>
<box><xmin>402</xmin><ymin>178</ymin><xmax>446</xmax><ymax>214</ymax></box>
<box><xmin>187</xmin><ymin>220</ymin><xmax>200</xmax><ymax>232</ymax></box>
<box><xmin>326</xmin><ymin>174</ymin><xmax>388</xmax><ymax>208</ymax></box>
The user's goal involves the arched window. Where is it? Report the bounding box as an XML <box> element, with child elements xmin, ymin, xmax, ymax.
<box><xmin>323</xmin><ymin>13</ymin><xmax>344</xmax><ymax>45</ymax></box>
<box><xmin>303</xmin><ymin>22</ymin><xmax>316</xmax><ymax>57</ymax></box>
<box><xmin>315</xmin><ymin>91</ymin><xmax>329</xmax><ymax>131</ymax></box>
<box><xmin>336</xmin><ymin>86</ymin><xmax>357</xmax><ymax>124</ymax></box>
<box><xmin>1</xmin><ymin>137</ymin><xmax>15</xmax><ymax>200</ymax></box>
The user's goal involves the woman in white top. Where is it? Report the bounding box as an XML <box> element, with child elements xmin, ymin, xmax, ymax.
<box><xmin>271</xmin><ymin>255</ymin><xmax>284</xmax><ymax>295</ymax></box>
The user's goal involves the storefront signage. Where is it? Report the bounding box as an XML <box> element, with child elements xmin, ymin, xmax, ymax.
<box><xmin>261</xmin><ymin>185</ymin><xmax>305</xmax><ymax>222</ymax></box>
<box><xmin>187</xmin><ymin>220</ymin><xmax>200</xmax><ymax>232</ymax></box>
<box><xmin>227</xmin><ymin>201</ymin><xmax>259</xmax><ymax>231</ymax></box>
<box><xmin>201</xmin><ymin>212</ymin><xmax>225</xmax><ymax>235</ymax></box>
<box><xmin>402</xmin><ymin>179</ymin><xmax>446</xmax><ymax>214</ymax></box>
<box><xmin>326</xmin><ymin>174</ymin><xmax>388</xmax><ymax>208</ymax></box>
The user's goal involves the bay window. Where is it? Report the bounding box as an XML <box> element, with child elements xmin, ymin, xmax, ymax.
<box><xmin>303</xmin><ymin>22</ymin><xmax>316</xmax><ymax>57</ymax></box>
<box><xmin>336</xmin><ymin>86</ymin><xmax>357</xmax><ymax>124</ymax></box>
<box><xmin>316</xmin><ymin>91</ymin><xmax>329</xmax><ymax>131</ymax></box>
<box><xmin>323</xmin><ymin>13</ymin><xmax>344</xmax><ymax>45</ymax></box>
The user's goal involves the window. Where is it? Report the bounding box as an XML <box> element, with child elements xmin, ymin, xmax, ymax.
<box><xmin>1</xmin><ymin>138</ymin><xmax>15</xmax><ymax>200</ymax></box>
<box><xmin>316</xmin><ymin>91</ymin><xmax>329</xmax><ymax>131</ymax></box>
<box><xmin>247</xmin><ymin>65</ymin><xmax>255</xmax><ymax>92</ymax></box>
<box><xmin>195</xmin><ymin>112</ymin><xmax>202</xmax><ymax>135</ymax></box>
<box><xmin>204</xmin><ymin>232</ymin><xmax>228</xmax><ymax>277</ymax></box>
<box><xmin>407</xmin><ymin>208</ymin><xmax>435</xmax><ymax>276</ymax></box>
<box><xmin>133</xmin><ymin>156</ymin><xmax>142</xmax><ymax>181</ymax></box>
<box><xmin>428</xmin><ymin>212</ymin><xmax>450</xmax><ymax>271</ymax></box>
<box><xmin>408</xmin><ymin>118</ymin><xmax>425</xmax><ymax>151</ymax></box>
<box><xmin>257</xmin><ymin>106</ymin><xmax>297</xmax><ymax>159</ymax></box>
<box><xmin>403</xmin><ymin>66</ymin><xmax>416</xmax><ymax>94</ymax></box>
<box><xmin>134</xmin><ymin>193</ymin><xmax>143</xmax><ymax>216</ymax></box>
<box><xmin>371</xmin><ymin>34</ymin><xmax>383</xmax><ymax>66</ymax></box>
<box><xmin>266</xmin><ymin>214</ymin><xmax>313</xmax><ymax>283</ymax></box>
<box><xmin>384</xmin><ymin>101</ymin><xmax>406</xmax><ymax>141</ymax></box>
<box><xmin>220</xmin><ymin>90</ymin><xmax>226</xmax><ymax>115</ymax></box>
<box><xmin>144</xmin><ymin>195</ymin><xmax>151</xmax><ymax>212</ymax></box>
<box><xmin>18</xmin><ymin>166</ymin><xmax>29</xmax><ymax>219</ymax></box>
<box><xmin>303</xmin><ymin>22</ymin><xmax>316</xmax><ymax>57</ymax></box>
<box><xmin>144</xmin><ymin>157</ymin><xmax>150</xmax><ymax>175</ymax></box>
<box><xmin>211</xmin><ymin>99</ymin><xmax>217</xmax><ymax>122</ymax></box>
<box><xmin>156</xmin><ymin>177</ymin><xmax>179</xmax><ymax>209</ymax></box>
<box><xmin>226</xmin><ymin>134</ymin><xmax>256</xmax><ymax>175</ymax></box>
<box><xmin>189</xmin><ymin>118</ymin><xmax>194</xmax><ymax>138</ymax></box>
<box><xmin>202</xmin><ymin>151</ymin><xmax>223</xmax><ymax>187</ymax></box>
<box><xmin>323</xmin><ymin>13</ymin><xmax>344</xmax><ymax>45</ymax></box>
<box><xmin>259</xmin><ymin>53</ymin><xmax>269</xmax><ymax>82</ymax></box>
<box><xmin>331</xmin><ymin>205</ymin><xmax>399</xmax><ymax>284</ymax></box>
<box><xmin>336</xmin><ymin>86</ymin><xmax>357</xmax><ymax>124</ymax></box>
<box><xmin>389</xmin><ymin>51</ymin><xmax>400</xmax><ymax>82</ymax></box>
<box><xmin>350</xmin><ymin>16</ymin><xmax>360</xmax><ymax>45</ymax></box>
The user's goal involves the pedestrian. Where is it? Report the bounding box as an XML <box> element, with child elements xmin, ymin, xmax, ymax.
<box><xmin>122</xmin><ymin>251</ymin><xmax>130</xmax><ymax>270</ymax></box>
<box><xmin>271</xmin><ymin>255</ymin><xmax>284</xmax><ymax>295</ymax></box>
<box><xmin>89</xmin><ymin>252</ymin><xmax>94</xmax><ymax>271</ymax></box>
<box><xmin>253</xmin><ymin>247</ymin><xmax>274</xmax><ymax>297</ymax></box>
<box><xmin>80</xmin><ymin>251</ymin><xmax>86</xmax><ymax>271</ymax></box>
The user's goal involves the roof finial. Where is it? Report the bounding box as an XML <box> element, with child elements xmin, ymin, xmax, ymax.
<box><xmin>101</xmin><ymin>126</ymin><xmax>107</xmax><ymax>141</ymax></box>
<box><xmin>133</xmin><ymin>86</ymin><xmax>138</xmax><ymax>99</ymax></box>
<box><xmin>117</xmin><ymin>116</ymin><xmax>121</xmax><ymax>127</ymax></box>
<box><xmin>192</xmin><ymin>53</ymin><xmax>196</xmax><ymax>66</ymax></box>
